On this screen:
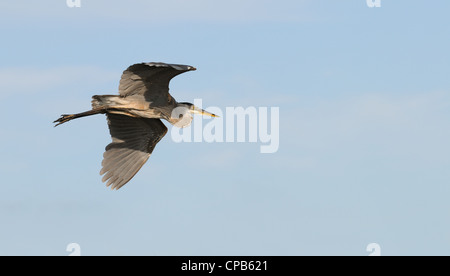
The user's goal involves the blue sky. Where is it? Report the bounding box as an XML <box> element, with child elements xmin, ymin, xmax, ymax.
<box><xmin>1</xmin><ymin>0</ymin><xmax>450</xmax><ymax>255</ymax></box>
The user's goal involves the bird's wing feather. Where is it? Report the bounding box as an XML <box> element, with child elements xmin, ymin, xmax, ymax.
<box><xmin>100</xmin><ymin>114</ymin><xmax>168</xmax><ymax>190</ymax></box>
<box><xmin>118</xmin><ymin>62</ymin><xmax>196</xmax><ymax>103</ymax></box>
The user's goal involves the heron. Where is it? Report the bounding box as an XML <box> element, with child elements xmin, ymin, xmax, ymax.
<box><xmin>54</xmin><ymin>62</ymin><xmax>217</xmax><ymax>190</ymax></box>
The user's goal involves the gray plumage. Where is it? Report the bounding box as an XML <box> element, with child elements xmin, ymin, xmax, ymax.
<box><xmin>54</xmin><ymin>62</ymin><xmax>217</xmax><ymax>190</ymax></box>
<box><xmin>101</xmin><ymin>114</ymin><xmax>167</xmax><ymax>190</ymax></box>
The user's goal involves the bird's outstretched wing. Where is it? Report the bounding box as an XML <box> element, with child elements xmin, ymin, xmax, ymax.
<box><xmin>118</xmin><ymin>62</ymin><xmax>196</xmax><ymax>102</ymax></box>
<box><xmin>100</xmin><ymin>114</ymin><xmax>168</xmax><ymax>190</ymax></box>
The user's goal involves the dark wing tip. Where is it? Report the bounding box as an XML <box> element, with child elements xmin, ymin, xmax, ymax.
<box><xmin>140</xmin><ymin>62</ymin><xmax>196</xmax><ymax>72</ymax></box>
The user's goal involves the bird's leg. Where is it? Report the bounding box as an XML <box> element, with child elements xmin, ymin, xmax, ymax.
<box><xmin>53</xmin><ymin>114</ymin><xmax>75</xmax><ymax>127</ymax></box>
<box><xmin>53</xmin><ymin>108</ymin><xmax>106</xmax><ymax>127</ymax></box>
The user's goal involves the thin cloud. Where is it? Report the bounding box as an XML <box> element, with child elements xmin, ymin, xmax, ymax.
<box><xmin>0</xmin><ymin>66</ymin><xmax>117</xmax><ymax>99</ymax></box>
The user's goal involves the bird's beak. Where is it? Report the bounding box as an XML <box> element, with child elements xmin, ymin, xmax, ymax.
<box><xmin>191</xmin><ymin>106</ymin><xmax>218</xmax><ymax>117</ymax></box>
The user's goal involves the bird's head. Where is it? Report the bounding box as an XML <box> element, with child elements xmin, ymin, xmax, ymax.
<box><xmin>169</xmin><ymin>102</ymin><xmax>218</xmax><ymax>128</ymax></box>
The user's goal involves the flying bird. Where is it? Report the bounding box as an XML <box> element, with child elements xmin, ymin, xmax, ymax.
<box><xmin>54</xmin><ymin>62</ymin><xmax>217</xmax><ymax>190</ymax></box>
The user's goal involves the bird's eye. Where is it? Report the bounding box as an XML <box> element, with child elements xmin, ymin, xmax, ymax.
<box><xmin>179</xmin><ymin>114</ymin><xmax>183</xmax><ymax>118</ymax></box>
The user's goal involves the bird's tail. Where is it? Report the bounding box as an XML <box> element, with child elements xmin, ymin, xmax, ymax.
<box><xmin>54</xmin><ymin>95</ymin><xmax>122</xmax><ymax>127</ymax></box>
<box><xmin>53</xmin><ymin>108</ymin><xmax>106</xmax><ymax>127</ymax></box>
<box><xmin>91</xmin><ymin>95</ymin><xmax>122</xmax><ymax>109</ymax></box>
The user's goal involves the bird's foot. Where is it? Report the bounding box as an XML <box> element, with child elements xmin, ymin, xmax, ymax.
<box><xmin>53</xmin><ymin>114</ymin><xmax>74</xmax><ymax>127</ymax></box>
